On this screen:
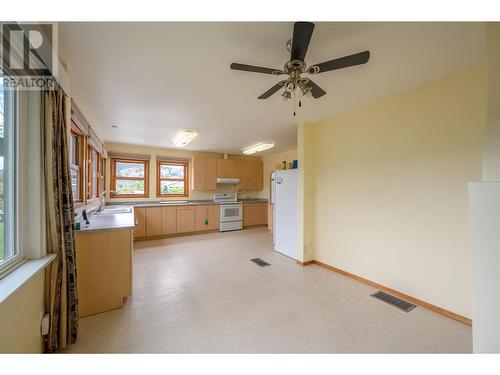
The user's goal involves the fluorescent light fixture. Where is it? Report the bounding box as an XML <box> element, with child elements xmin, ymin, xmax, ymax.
<box><xmin>174</xmin><ymin>130</ymin><xmax>197</xmax><ymax>147</ymax></box>
<box><xmin>242</xmin><ymin>141</ymin><xmax>275</xmax><ymax>155</ymax></box>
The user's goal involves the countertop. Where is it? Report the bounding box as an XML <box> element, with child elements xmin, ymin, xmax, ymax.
<box><xmin>75</xmin><ymin>206</ymin><xmax>135</xmax><ymax>233</ymax></box>
<box><xmin>108</xmin><ymin>198</ymin><xmax>268</xmax><ymax>208</ymax></box>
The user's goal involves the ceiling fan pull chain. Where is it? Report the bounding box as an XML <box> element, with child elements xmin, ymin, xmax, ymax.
<box><xmin>293</xmin><ymin>90</ymin><xmax>296</xmax><ymax>116</ymax></box>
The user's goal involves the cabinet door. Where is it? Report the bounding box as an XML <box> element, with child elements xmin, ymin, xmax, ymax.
<box><xmin>227</xmin><ymin>159</ymin><xmax>238</xmax><ymax>178</ymax></box>
<box><xmin>243</xmin><ymin>204</ymin><xmax>252</xmax><ymax>227</ymax></box>
<box><xmin>205</xmin><ymin>159</ymin><xmax>217</xmax><ymax>190</ymax></box>
<box><xmin>255</xmin><ymin>160</ymin><xmax>263</xmax><ymax>191</ymax></box>
<box><xmin>146</xmin><ymin>207</ymin><xmax>162</xmax><ymax>237</ymax></box>
<box><xmin>216</xmin><ymin>159</ymin><xmax>228</xmax><ymax>178</ymax></box>
<box><xmin>208</xmin><ymin>205</ymin><xmax>220</xmax><ymax>230</ymax></box>
<box><xmin>134</xmin><ymin>207</ymin><xmax>146</xmax><ymax>238</ymax></box>
<box><xmin>195</xmin><ymin>205</ymin><xmax>209</xmax><ymax>231</ymax></box>
<box><xmin>161</xmin><ymin>206</ymin><xmax>177</xmax><ymax>235</ymax></box>
<box><xmin>237</xmin><ymin>160</ymin><xmax>249</xmax><ymax>190</ymax></box>
<box><xmin>251</xmin><ymin>204</ymin><xmax>261</xmax><ymax>225</ymax></box>
<box><xmin>192</xmin><ymin>157</ymin><xmax>206</xmax><ymax>191</ymax></box>
<box><xmin>248</xmin><ymin>160</ymin><xmax>257</xmax><ymax>190</ymax></box>
<box><xmin>260</xmin><ymin>203</ymin><xmax>268</xmax><ymax>225</ymax></box>
<box><xmin>177</xmin><ymin>206</ymin><xmax>196</xmax><ymax>233</ymax></box>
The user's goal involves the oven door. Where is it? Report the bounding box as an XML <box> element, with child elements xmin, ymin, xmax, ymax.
<box><xmin>220</xmin><ymin>204</ymin><xmax>242</xmax><ymax>222</ymax></box>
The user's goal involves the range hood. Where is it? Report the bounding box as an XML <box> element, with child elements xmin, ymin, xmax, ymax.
<box><xmin>216</xmin><ymin>178</ymin><xmax>240</xmax><ymax>184</ymax></box>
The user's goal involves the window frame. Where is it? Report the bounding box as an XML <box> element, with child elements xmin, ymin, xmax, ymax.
<box><xmin>0</xmin><ymin>84</ymin><xmax>22</xmax><ymax>275</ymax></box>
<box><xmin>86</xmin><ymin>144</ymin><xmax>99</xmax><ymax>200</ymax></box>
<box><xmin>110</xmin><ymin>157</ymin><xmax>150</xmax><ymax>198</ymax></box>
<box><xmin>156</xmin><ymin>160</ymin><xmax>189</xmax><ymax>198</ymax></box>
<box><xmin>70</xmin><ymin>122</ymin><xmax>84</xmax><ymax>203</ymax></box>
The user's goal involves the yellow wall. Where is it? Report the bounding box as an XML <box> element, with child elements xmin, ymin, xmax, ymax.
<box><xmin>305</xmin><ymin>65</ymin><xmax>487</xmax><ymax>318</ymax></box>
<box><xmin>0</xmin><ymin>272</ymin><xmax>45</xmax><ymax>353</ymax></box>
<box><xmin>105</xmin><ymin>142</ymin><xmax>262</xmax><ymax>202</ymax></box>
<box><xmin>259</xmin><ymin>148</ymin><xmax>297</xmax><ymax>200</ymax></box>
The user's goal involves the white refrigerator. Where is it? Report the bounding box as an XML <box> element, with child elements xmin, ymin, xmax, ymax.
<box><xmin>271</xmin><ymin>169</ymin><xmax>298</xmax><ymax>260</ymax></box>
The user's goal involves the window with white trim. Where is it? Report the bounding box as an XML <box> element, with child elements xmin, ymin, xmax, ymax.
<box><xmin>0</xmin><ymin>80</ymin><xmax>19</xmax><ymax>271</ymax></box>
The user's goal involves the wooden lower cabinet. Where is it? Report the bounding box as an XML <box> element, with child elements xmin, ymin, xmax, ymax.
<box><xmin>177</xmin><ymin>206</ymin><xmax>196</xmax><ymax>233</ymax></box>
<box><xmin>161</xmin><ymin>206</ymin><xmax>177</xmax><ymax>235</ymax></box>
<box><xmin>243</xmin><ymin>202</ymin><xmax>268</xmax><ymax>227</ymax></box>
<box><xmin>75</xmin><ymin>228</ymin><xmax>133</xmax><ymax>317</ymax></box>
<box><xmin>134</xmin><ymin>207</ymin><xmax>146</xmax><ymax>238</ymax></box>
<box><xmin>195</xmin><ymin>205</ymin><xmax>209</xmax><ymax>231</ymax></box>
<box><xmin>208</xmin><ymin>205</ymin><xmax>220</xmax><ymax>230</ymax></box>
<box><xmin>145</xmin><ymin>207</ymin><xmax>162</xmax><ymax>237</ymax></box>
<box><xmin>196</xmin><ymin>205</ymin><xmax>220</xmax><ymax>231</ymax></box>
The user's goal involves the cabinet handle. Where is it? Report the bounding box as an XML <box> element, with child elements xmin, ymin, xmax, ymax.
<box><xmin>135</xmin><ymin>219</ymin><xmax>139</xmax><ymax>225</ymax></box>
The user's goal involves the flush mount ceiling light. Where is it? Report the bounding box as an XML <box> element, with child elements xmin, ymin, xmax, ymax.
<box><xmin>242</xmin><ymin>141</ymin><xmax>275</xmax><ymax>155</ymax></box>
<box><xmin>174</xmin><ymin>130</ymin><xmax>197</xmax><ymax>147</ymax></box>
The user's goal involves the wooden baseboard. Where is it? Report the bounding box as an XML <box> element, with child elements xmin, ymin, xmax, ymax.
<box><xmin>311</xmin><ymin>260</ymin><xmax>472</xmax><ymax>326</ymax></box>
<box><xmin>296</xmin><ymin>260</ymin><xmax>315</xmax><ymax>266</ymax></box>
<box><xmin>134</xmin><ymin>229</ymin><xmax>220</xmax><ymax>241</ymax></box>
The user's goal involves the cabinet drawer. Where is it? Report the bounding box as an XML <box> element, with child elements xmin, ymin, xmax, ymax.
<box><xmin>177</xmin><ymin>205</ymin><xmax>195</xmax><ymax>211</ymax></box>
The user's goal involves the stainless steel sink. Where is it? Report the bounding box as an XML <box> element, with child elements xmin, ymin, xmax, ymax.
<box><xmin>95</xmin><ymin>207</ymin><xmax>132</xmax><ymax>215</ymax></box>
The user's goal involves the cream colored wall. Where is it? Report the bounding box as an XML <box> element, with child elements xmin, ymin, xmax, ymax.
<box><xmin>0</xmin><ymin>272</ymin><xmax>45</xmax><ymax>353</ymax></box>
<box><xmin>259</xmin><ymin>149</ymin><xmax>297</xmax><ymax>200</ymax></box>
<box><xmin>306</xmin><ymin>65</ymin><xmax>487</xmax><ymax>318</ymax></box>
<box><xmin>105</xmin><ymin>142</ymin><xmax>261</xmax><ymax>202</ymax></box>
<box><xmin>482</xmin><ymin>23</ymin><xmax>500</xmax><ymax>181</ymax></box>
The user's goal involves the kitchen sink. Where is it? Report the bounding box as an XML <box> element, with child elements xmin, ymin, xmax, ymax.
<box><xmin>95</xmin><ymin>207</ymin><xmax>132</xmax><ymax>215</ymax></box>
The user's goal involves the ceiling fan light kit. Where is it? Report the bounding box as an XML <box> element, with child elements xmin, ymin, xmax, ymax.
<box><xmin>230</xmin><ymin>22</ymin><xmax>370</xmax><ymax>115</ymax></box>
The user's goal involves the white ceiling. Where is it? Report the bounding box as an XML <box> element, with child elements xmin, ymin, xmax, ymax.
<box><xmin>59</xmin><ymin>22</ymin><xmax>485</xmax><ymax>155</ymax></box>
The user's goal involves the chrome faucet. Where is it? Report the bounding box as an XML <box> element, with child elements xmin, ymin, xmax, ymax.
<box><xmin>97</xmin><ymin>190</ymin><xmax>115</xmax><ymax>213</ymax></box>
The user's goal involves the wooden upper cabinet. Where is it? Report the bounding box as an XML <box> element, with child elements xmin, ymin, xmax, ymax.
<box><xmin>255</xmin><ymin>160</ymin><xmax>263</xmax><ymax>191</ymax></box>
<box><xmin>194</xmin><ymin>157</ymin><xmax>261</xmax><ymax>192</ymax></box>
<box><xmin>134</xmin><ymin>207</ymin><xmax>146</xmax><ymax>238</ymax></box>
<box><xmin>216</xmin><ymin>159</ymin><xmax>228</xmax><ymax>178</ymax></box>
<box><xmin>145</xmin><ymin>207</ymin><xmax>162</xmax><ymax>237</ymax></box>
<box><xmin>205</xmin><ymin>159</ymin><xmax>217</xmax><ymax>190</ymax></box>
<box><xmin>161</xmin><ymin>206</ymin><xmax>177</xmax><ymax>235</ymax></box>
<box><xmin>192</xmin><ymin>157</ymin><xmax>206</xmax><ymax>191</ymax></box>
<box><xmin>227</xmin><ymin>159</ymin><xmax>238</xmax><ymax>178</ymax></box>
<box><xmin>237</xmin><ymin>160</ymin><xmax>250</xmax><ymax>190</ymax></box>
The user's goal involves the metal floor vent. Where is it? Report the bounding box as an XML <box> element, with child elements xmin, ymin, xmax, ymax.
<box><xmin>251</xmin><ymin>258</ymin><xmax>271</xmax><ymax>267</ymax></box>
<box><xmin>371</xmin><ymin>291</ymin><xmax>417</xmax><ymax>313</ymax></box>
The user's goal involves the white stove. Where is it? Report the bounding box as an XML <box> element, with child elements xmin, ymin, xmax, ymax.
<box><xmin>213</xmin><ymin>193</ymin><xmax>243</xmax><ymax>232</ymax></box>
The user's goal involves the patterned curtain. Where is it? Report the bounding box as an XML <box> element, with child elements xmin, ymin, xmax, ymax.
<box><xmin>42</xmin><ymin>88</ymin><xmax>79</xmax><ymax>352</ymax></box>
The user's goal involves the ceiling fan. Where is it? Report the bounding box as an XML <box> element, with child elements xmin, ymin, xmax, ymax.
<box><xmin>230</xmin><ymin>22</ymin><xmax>370</xmax><ymax>114</ymax></box>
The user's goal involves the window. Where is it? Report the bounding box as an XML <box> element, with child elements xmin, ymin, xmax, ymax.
<box><xmin>110</xmin><ymin>158</ymin><xmax>149</xmax><ymax>198</ymax></box>
<box><xmin>87</xmin><ymin>145</ymin><xmax>99</xmax><ymax>199</ymax></box>
<box><xmin>70</xmin><ymin>123</ymin><xmax>83</xmax><ymax>202</ymax></box>
<box><xmin>97</xmin><ymin>155</ymin><xmax>105</xmax><ymax>196</ymax></box>
<box><xmin>156</xmin><ymin>160</ymin><xmax>188</xmax><ymax>197</ymax></box>
<box><xmin>0</xmin><ymin>81</ymin><xmax>20</xmax><ymax>271</ymax></box>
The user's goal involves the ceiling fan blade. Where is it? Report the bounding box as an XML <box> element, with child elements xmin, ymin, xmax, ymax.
<box><xmin>290</xmin><ymin>22</ymin><xmax>315</xmax><ymax>62</ymax></box>
<box><xmin>258</xmin><ymin>81</ymin><xmax>285</xmax><ymax>99</ymax></box>
<box><xmin>307</xmin><ymin>79</ymin><xmax>326</xmax><ymax>98</ymax></box>
<box><xmin>308</xmin><ymin>51</ymin><xmax>370</xmax><ymax>74</ymax></box>
<box><xmin>231</xmin><ymin>63</ymin><xmax>283</xmax><ymax>75</ymax></box>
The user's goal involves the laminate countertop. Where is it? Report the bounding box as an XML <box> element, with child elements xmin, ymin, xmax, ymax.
<box><xmin>75</xmin><ymin>206</ymin><xmax>135</xmax><ymax>233</ymax></box>
<box><xmin>108</xmin><ymin>198</ymin><xmax>269</xmax><ymax>208</ymax></box>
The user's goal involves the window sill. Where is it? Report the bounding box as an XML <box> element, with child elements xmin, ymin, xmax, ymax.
<box><xmin>0</xmin><ymin>254</ymin><xmax>56</xmax><ymax>306</ymax></box>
